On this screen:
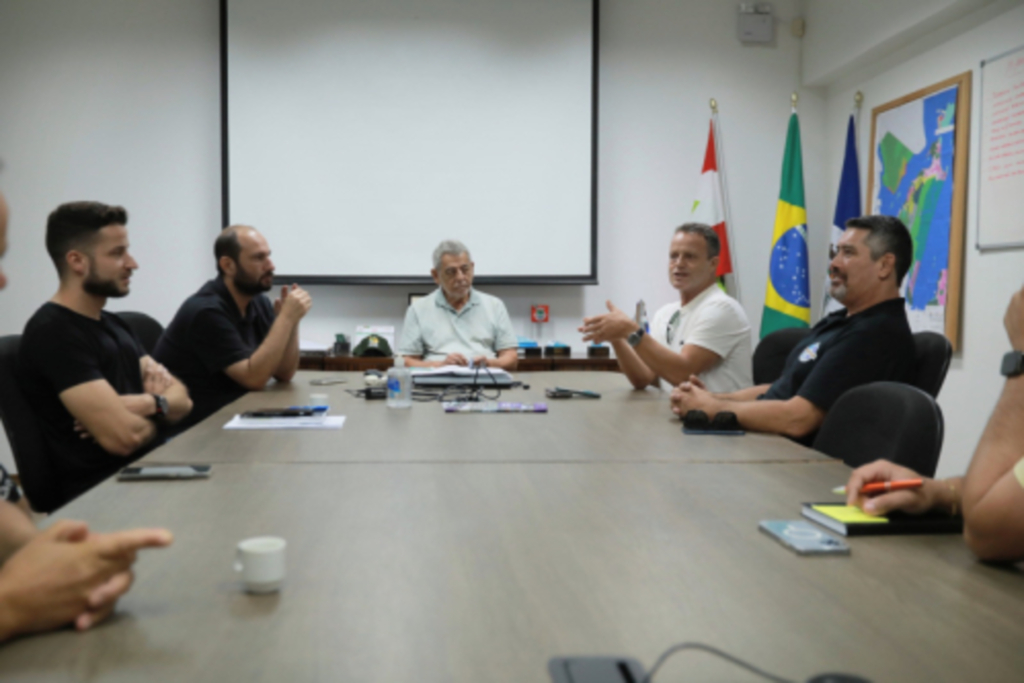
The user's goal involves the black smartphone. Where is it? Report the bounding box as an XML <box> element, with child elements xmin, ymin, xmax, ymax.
<box><xmin>118</xmin><ymin>465</ymin><xmax>212</xmax><ymax>481</ymax></box>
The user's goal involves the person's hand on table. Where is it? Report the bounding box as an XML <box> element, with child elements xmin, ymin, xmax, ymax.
<box><xmin>670</xmin><ymin>378</ymin><xmax>718</xmax><ymax>417</ymax></box>
<box><xmin>684</xmin><ymin>374</ymin><xmax>706</xmax><ymax>391</ymax></box>
<box><xmin>845</xmin><ymin>460</ymin><xmax>940</xmax><ymax>516</ymax></box>
<box><xmin>0</xmin><ymin>521</ymin><xmax>173</xmax><ymax>641</ymax></box>
<box><xmin>578</xmin><ymin>300</ymin><xmax>639</xmax><ymax>344</ymax></box>
<box><xmin>442</xmin><ymin>353</ymin><xmax>468</xmax><ymax>367</ymax></box>
<box><xmin>471</xmin><ymin>356</ymin><xmax>489</xmax><ymax>369</ymax></box>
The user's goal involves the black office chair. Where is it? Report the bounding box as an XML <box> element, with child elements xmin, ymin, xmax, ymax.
<box><xmin>813</xmin><ymin>381</ymin><xmax>944</xmax><ymax>477</ymax></box>
<box><xmin>118</xmin><ymin>311</ymin><xmax>165</xmax><ymax>354</ymax></box>
<box><xmin>0</xmin><ymin>335</ymin><xmax>66</xmax><ymax>512</ymax></box>
<box><xmin>912</xmin><ymin>331</ymin><xmax>952</xmax><ymax>398</ymax></box>
<box><xmin>752</xmin><ymin>327</ymin><xmax>812</xmax><ymax>385</ymax></box>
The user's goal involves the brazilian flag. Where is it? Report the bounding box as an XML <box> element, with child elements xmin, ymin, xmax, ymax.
<box><xmin>761</xmin><ymin>112</ymin><xmax>811</xmax><ymax>337</ymax></box>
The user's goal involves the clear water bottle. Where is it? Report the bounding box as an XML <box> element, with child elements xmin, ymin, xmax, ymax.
<box><xmin>386</xmin><ymin>356</ymin><xmax>412</xmax><ymax>408</ymax></box>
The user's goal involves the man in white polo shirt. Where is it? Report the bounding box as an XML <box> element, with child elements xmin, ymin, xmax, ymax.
<box><xmin>397</xmin><ymin>240</ymin><xmax>518</xmax><ymax>371</ymax></box>
<box><xmin>580</xmin><ymin>223</ymin><xmax>752</xmax><ymax>392</ymax></box>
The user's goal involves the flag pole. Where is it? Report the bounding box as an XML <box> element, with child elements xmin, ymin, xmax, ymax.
<box><xmin>710</xmin><ymin>98</ymin><xmax>741</xmax><ymax>303</ymax></box>
<box><xmin>853</xmin><ymin>90</ymin><xmax>863</xmax><ymax>153</ymax></box>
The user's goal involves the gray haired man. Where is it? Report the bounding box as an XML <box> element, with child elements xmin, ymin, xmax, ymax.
<box><xmin>397</xmin><ymin>240</ymin><xmax>518</xmax><ymax>371</ymax></box>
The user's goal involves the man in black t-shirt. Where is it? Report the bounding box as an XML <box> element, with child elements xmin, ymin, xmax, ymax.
<box><xmin>671</xmin><ymin>215</ymin><xmax>916</xmax><ymax>443</ymax></box>
<box><xmin>16</xmin><ymin>202</ymin><xmax>193</xmax><ymax>505</ymax></box>
<box><xmin>154</xmin><ymin>225</ymin><xmax>312</xmax><ymax>431</ymax></box>
<box><xmin>0</xmin><ymin>189</ymin><xmax>174</xmax><ymax>642</ymax></box>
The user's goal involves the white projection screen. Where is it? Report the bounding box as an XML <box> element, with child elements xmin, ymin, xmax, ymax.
<box><xmin>225</xmin><ymin>0</ymin><xmax>597</xmax><ymax>283</ymax></box>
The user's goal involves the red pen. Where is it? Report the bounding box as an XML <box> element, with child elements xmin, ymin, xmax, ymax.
<box><xmin>832</xmin><ymin>479</ymin><xmax>924</xmax><ymax>495</ymax></box>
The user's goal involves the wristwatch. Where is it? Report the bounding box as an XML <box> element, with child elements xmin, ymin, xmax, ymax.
<box><xmin>1000</xmin><ymin>351</ymin><xmax>1024</xmax><ymax>377</ymax></box>
<box><xmin>626</xmin><ymin>327</ymin><xmax>645</xmax><ymax>348</ymax></box>
<box><xmin>151</xmin><ymin>394</ymin><xmax>169</xmax><ymax>420</ymax></box>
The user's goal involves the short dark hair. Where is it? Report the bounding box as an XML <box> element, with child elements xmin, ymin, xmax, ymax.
<box><xmin>674</xmin><ymin>222</ymin><xmax>721</xmax><ymax>260</ymax></box>
<box><xmin>844</xmin><ymin>215</ymin><xmax>913</xmax><ymax>286</ymax></box>
<box><xmin>46</xmin><ymin>202</ymin><xmax>128</xmax><ymax>275</ymax></box>
<box><xmin>214</xmin><ymin>226</ymin><xmax>245</xmax><ymax>275</ymax></box>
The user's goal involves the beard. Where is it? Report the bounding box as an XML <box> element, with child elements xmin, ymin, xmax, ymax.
<box><xmin>233</xmin><ymin>268</ymin><xmax>273</xmax><ymax>296</ymax></box>
<box><xmin>829</xmin><ymin>274</ymin><xmax>848</xmax><ymax>303</ymax></box>
<box><xmin>83</xmin><ymin>272</ymin><xmax>129</xmax><ymax>298</ymax></box>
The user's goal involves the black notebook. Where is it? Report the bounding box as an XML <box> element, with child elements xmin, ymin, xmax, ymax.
<box><xmin>801</xmin><ymin>503</ymin><xmax>963</xmax><ymax>537</ymax></box>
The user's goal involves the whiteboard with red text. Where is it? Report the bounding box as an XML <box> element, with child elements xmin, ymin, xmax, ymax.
<box><xmin>978</xmin><ymin>45</ymin><xmax>1024</xmax><ymax>250</ymax></box>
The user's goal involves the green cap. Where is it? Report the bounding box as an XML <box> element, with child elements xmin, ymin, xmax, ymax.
<box><xmin>352</xmin><ymin>334</ymin><xmax>393</xmax><ymax>357</ymax></box>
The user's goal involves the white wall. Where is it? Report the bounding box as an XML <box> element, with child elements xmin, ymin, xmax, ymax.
<box><xmin>817</xmin><ymin>2</ymin><xmax>1024</xmax><ymax>477</ymax></box>
<box><xmin>802</xmin><ymin>0</ymin><xmax>1002</xmax><ymax>86</ymax></box>
<box><xmin>0</xmin><ymin>0</ymin><xmax>827</xmax><ymax>471</ymax></box>
<box><xmin>0</xmin><ymin>0</ymin><xmax>222</xmax><ymax>469</ymax></box>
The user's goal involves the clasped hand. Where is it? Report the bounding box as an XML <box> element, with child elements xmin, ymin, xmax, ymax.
<box><xmin>273</xmin><ymin>284</ymin><xmax>312</xmax><ymax>321</ymax></box>
<box><xmin>0</xmin><ymin>521</ymin><xmax>172</xmax><ymax>640</ymax></box>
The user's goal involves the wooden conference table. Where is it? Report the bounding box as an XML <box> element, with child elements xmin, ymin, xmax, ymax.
<box><xmin>1</xmin><ymin>372</ymin><xmax>1022</xmax><ymax>682</ymax></box>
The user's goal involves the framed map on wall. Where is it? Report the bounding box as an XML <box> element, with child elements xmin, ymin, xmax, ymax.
<box><xmin>867</xmin><ymin>71</ymin><xmax>971</xmax><ymax>351</ymax></box>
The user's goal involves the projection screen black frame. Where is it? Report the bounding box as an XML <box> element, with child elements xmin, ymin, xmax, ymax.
<box><xmin>219</xmin><ymin>0</ymin><xmax>599</xmax><ymax>286</ymax></box>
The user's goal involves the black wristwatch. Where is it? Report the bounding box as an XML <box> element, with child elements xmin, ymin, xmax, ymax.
<box><xmin>626</xmin><ymin>327</ymin><xmax>645</xmax><ymax>348</ymax></box>
<box><xmin>1001</xmin><ymin>351</ymin><xmax>1024</xmax><ymax>378</ymax></box>
<box><xmin>151</xmin><ymin>394</ymin><xmax>169</xmax><ymax>420</ymax></box>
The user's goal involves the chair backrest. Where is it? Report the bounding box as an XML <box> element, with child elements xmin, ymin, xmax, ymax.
<box><xmin>912</xmin><ymin>331</ymin><xmax>952</xmax><ymax>398</ymax></box>
<box><xmin>812</xmin><ymin>381</ymin><xmax>944</xmax><ymax>477</ymax></box>
<box><xmin>0</xmin><ymin>335</ymin><xmax>65</xmax><ymax>512</ymax></box>
<box><xmin>752</xmin><ymin>327</ymin><xmax>812</xmax><ymax>386</ymax></box>
<box><xmin>117</xmin><ymin>311</ymin><xmax>165</xmax><ymax>355</ymax></box>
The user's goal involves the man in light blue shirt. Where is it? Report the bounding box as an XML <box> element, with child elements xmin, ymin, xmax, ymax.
<box><xmin>397</xmin><ymin>240</ymin><xmax>518</xmax><ymax>371</ymax></box>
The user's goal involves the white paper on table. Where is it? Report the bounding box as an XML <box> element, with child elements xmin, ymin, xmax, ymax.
<box><xmin>223</xmin><ymin>415</ymin><xmax>347</xmax><ymax>430</ymax></box>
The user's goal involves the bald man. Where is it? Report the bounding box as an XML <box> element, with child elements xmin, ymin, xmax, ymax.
<box><xmin>154</xmin><ymin>225</ymin><xmax>312</xmax><ymax>430</ymax></box>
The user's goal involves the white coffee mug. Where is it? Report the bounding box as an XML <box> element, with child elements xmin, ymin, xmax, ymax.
<box><xmin>234</xmin><ymin>536</ymin><xmax>286</xmax><ymax>593</ymax></box>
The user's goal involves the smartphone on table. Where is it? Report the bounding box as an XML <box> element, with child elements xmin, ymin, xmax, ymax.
<box><xmin>118</xmin><ymin>465</ymin><xmax>212</xmax><ymax>481</ymax></box>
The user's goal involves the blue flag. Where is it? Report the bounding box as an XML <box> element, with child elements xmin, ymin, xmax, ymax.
<box><xmin>822</xmin><ymin>114</ymin><xmax>861</xmax><ymax>315</ymax></box>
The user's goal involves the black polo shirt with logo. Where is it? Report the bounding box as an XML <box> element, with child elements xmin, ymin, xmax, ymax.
<box><xmin>761</xmin><ymin>297</ymin><xmax>916</xmax><ymax>416</ymax></box>
<box><xmin>154</xmin><ymin>277</ymin><xmax>275</xmax><ymax>431</ymax></box>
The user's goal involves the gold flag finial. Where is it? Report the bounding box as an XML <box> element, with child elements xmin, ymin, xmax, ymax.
<box><xmin>791</xmin><ymin>91</ymin><xmax>799</xmax><ymax>107</ymax></box>
<box><xmin>854</xmin><ymin>91</ymin><xmax>864</xmax><ymax>107</ymax></box>
<box><xmin>710</xmin><ymin>98</ymin><xmax>718</xmax><ymax>113</ymax></box>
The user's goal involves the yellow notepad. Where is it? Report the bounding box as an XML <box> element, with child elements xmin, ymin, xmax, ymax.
<box><xmin>810</xmin><ymin>505</ymin><xmax>889</xmax><ymax>524</ymax></box>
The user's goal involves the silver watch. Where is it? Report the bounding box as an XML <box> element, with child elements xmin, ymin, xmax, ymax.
<box><xmin>626</xmin><ymin>327</ymin><xmax>645</xmax><ymax>348</ymax></box>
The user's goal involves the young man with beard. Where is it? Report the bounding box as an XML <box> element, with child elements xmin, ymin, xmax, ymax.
<box><xmin>0</xmin><ymin>189</ymin><xmax>173</xmax><ymax>641</ymax></box>
<box><xmin>17</xmin><ymin>202</ymin><xmax>193</xmax><ymax>504</ymax></box>
<box><xmin>671</xmin><ymin>215</ymin><xmax>916</xmax><ymax>444</ymax></box>
<box><xmin>154</xmin><ymin>225</ymin><xmax>312</xmax><ymax>431</ymax></box>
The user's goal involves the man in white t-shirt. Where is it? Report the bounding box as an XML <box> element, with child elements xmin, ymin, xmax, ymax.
<box><xmin>579</xmin><ymin>223</ymin><xmax>752</xmax><ymax>392</ymax></box>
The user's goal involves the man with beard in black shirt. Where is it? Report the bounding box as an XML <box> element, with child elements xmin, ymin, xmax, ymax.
<box><xmin>154</xmin><ymin>225</ymin><xmax>312</xmax><ymax>431</ymax></box>
<box><xmin>17</xmin><ymin>202</ymin><xmax>193</xmax><ymax>504</ymax></box>
<box><xmin>0</xmin><ymin>189</ymin><xmax>173</xmax><ymax>642</ymax></box>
